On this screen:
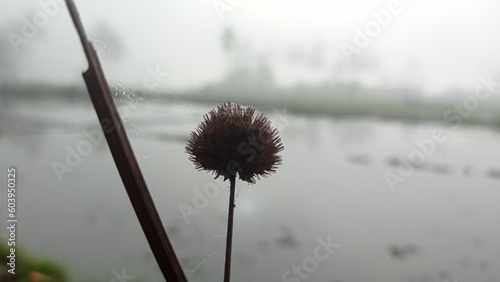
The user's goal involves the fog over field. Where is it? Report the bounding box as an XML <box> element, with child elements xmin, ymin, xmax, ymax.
<box><xmin>1</xmin><ymin>1</ymin><xmax>499</xmax><ymax>282</ymax></box>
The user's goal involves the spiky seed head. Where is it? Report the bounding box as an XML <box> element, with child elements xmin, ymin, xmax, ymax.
<box><xmin>186</xmin><ymin>102</ymin><xmax>284</xmax><ymax>183</ymax></box>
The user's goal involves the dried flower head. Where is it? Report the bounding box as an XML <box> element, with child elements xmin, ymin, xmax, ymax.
<box><xmin>186</xmin><ymin>102</ymin><xmax>284</xmax><ymax>183</ymax></box>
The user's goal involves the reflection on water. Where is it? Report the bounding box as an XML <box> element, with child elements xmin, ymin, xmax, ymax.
<box><xmin>0</xmin><ymin>100</ymin><xmax>499</xmax><ymax>281</ymax></box>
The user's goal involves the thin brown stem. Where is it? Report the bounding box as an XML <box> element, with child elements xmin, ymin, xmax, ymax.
<box><xmin>224</xmin><ymin>175</ymin><xmax>236</xmax><ymax>282</ymax></box>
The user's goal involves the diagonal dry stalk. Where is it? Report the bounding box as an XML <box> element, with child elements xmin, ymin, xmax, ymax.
<box><xmin>64</xmin><ymin>1</ymin><xmax>187</xmax><ymax>281</ymax></box>
<box><xmin>223</xmin><ymin>176</ymin><xmax>236</xmax><ymax>282</ymax></box>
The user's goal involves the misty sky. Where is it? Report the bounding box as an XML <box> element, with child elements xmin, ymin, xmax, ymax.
<box><xmin>1</xmin><ymin>0</ymin><xmax>500</xmax><ymax>95</ymax></box>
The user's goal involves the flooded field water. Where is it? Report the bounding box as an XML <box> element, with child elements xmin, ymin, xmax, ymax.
<box><xmin>1</xmin><ymin>99</ymin><xmax>499</xmax><ymax>282</ymax></box>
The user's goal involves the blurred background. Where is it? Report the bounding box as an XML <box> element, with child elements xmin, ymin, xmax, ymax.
<box><xmin>1</xmin><ymin>0</ymin><xmax>499</xmax><ymax>281</ymax></box>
